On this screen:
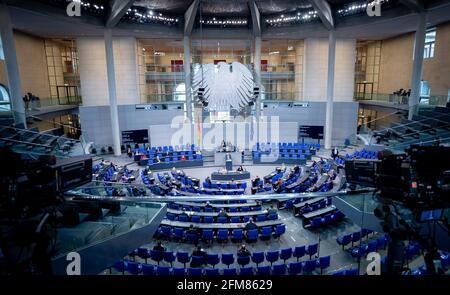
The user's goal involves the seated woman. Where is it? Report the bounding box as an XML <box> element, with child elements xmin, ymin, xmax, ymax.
<box><xmin>180</xmin><ymin>155</ymin><xmax>187</xmax><ymax>161</ymax></box>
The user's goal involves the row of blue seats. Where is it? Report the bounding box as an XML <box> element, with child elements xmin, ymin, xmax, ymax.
<box><xmin>134</xmin><ymin>144</ymin><xmax>196</xmax><ymax>154</ymax></box>
<box><xmin>345</xmin><ymin>149</ymin><xmax>378</xmax><ymax>160</ymax></box>
<box><xmin>112</xmin><ymin>259</ymin><xmax>329</xmax><ymax>275</ymax></box>
<box><xmin>308</xmin><ymin>210</ymin><xmax>346</xmax><ymax>228</ymax></box>
<box><xmin>254</xmin><ymin>142</ymin><xmax>320</xmax><ymax>150</ymax></box>
<box><xmin>202</xmin><ymin>181</ymin><xmax>247</xmax><ymax>190</ymax></box>
<box><xmin>102</xmin><ymin>166</ymin><xmax>116</xmax><ymax>182</ymax></box>
<box><xmin>157</xmin><ymin>224</ymin><xmax>286</xmax><ymax>242</ymax></box>
<box><xmin>146</xmin><ymin>155</ymin><xmax>202</xmax><ymax>163</ymax></box>
<box><xmin>166</xmin><ymin>213</ymin><xmax>279</xmax><ymax>223</ymax></box>
<box><xmin>349</xmin><ymin>237</ymin><xmax>389</xmax><ymax>259</ymax></box>
<box><xmin>179</xmin><ymin>187</ymin><xmax>245</xmax><ymax>195</ymax></box>
<box><xmin>129</xmin><ymin>243</ymin><xmax>320</xmax><ymax>269</ymax></box>
<box><xmin>336</xmin><ymin>229</ymin><xmax>378</xmax><ymax>249</ymax></box>
<box><xmin>168</xmin><ymin>203</ymin><xmax>257</xmax><ymax>212</ymax></box>
<box><xmin>335</xmin><ymin>157</ymin><xmax>346</xmax><ymax>165</ymax></box>
<box><xmin>253</xmin><ymin>153</ymin><xmax>309</xmax><ymax>160</ymax></box>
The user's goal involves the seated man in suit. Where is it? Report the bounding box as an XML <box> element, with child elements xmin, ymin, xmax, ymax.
<box><xmin>185</xmin><ymin>224</ymin><xmax>200</xmax><ymax>243</ymax></box>
<box><xmin>191</xmin><ymin>246</ymin><xmax>207</xmax><ymax>267</ymax></box>
<box><xmin>267</xmin><ymin>205</ymin><xmax>277</xmax><ymax>216</ymax></box>
<box><xmin>179</xmin><ymin>208</ymin><xmax>190</xmax><ymax>220</ymax></box>
<box><xmin>205</xmin><ymin>176</ymin><xmax>212</xmax><ymax>186</ymax></box>
<box><xmin>218</xmin><ymin>209</ymin><xmax>228</xmax><ymax>218</ymax></box>
<box><xmin>237</xmin><ymin>244</ymin><xmax>251</xmax><ymax>257</ymax></box>
<box><xmin>244</xmin><ymin>218</ymin><xmax>258</xmax><ymax>233</ymax></box>
<box><xmin>152</xmin><ymin>241</ymin><xmax>165</xmax><ymax>252</ymax></box>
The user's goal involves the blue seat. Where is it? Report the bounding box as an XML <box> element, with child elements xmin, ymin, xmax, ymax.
<box><xmin>274</xmin><ymin>224</ymin><xmax>286</xmax><ymax>237</ymax></box>
<box><xmin>232</xmin><ymin>229</ymin><xmax>244</xmax><ymax>242</ymax></box>
<box><xmin>158</xmin><ymin>226</ymin><xmax>172</xmax><ymax>238</ymax></box>
<box><xmin>203</xmin><ymin>216</ymin><xmax>214</xmax><ymax>223</ymax></box>
<box><xmin>172</xmin><ymin>267</ymin><xmax>186</xmax><ymax>275</ymax></box>
<box><xmin>306</xmin><ymin>243</ymin><xmax>318</xmax><ymax>259</ymax></box>
<box><xmin>150</xmin><ymin>249</ymin><xmax>163</xmax><ymax>265</ymax></box>
<box><xmin>218</xmin><ymin>216</ymin><xmax>228</xmax><ymax>223</ymax></box>
<box><xmin>207</xmin><ymin>253</ymin><xmax>220</xmax><ymax>268</ymax></box>
<box><xmin>137</xmin><ymin>247</ymin><xmax>150</xmax><ymax>263</ymax></box>
<box><xmin>332</xmin><ymin>270</ymin><xmax>346</xmax><ymax>275</ymax></box>
<box><xmin>351</xmin><ymin>231</ymin><xmax>361</xmax><ymax>246</ymax></box>
<box><xmin>367</xmin><ymin>240</ymin><xmax>378</xmax><ymax>253</ymax></box>
<box><xmin>163</xmin><ymin>251</ymin><xmax>175</xmax><ymax>266</ymax></box>
<box><xmin>293</xmin><ymin>245</ymin><xmax>306</xmax><ymax>261</ymax></box>
<box><xmin>272</xmin><ymin>263</ymin><xmax>286</xmax><ymax>275</ymax></box>
<box><xmin>223</xmin><ymin>268</ymin><xmax>237</xmax><ymax>275</ymax></box>
<box><xmin>141</xmin><ymin>264</ymin><xmax>155</xmax><ymax>275</ymax></box>
<box><xmin>112</xmin><ymin>261</ymin><xmax>126</xmax><ymax>274</ymax></box>
<box><xmin>239</xmin><ymin>266</ymin><xmax>253</xmax><ymax>276</ymax></box>
<box><xmin>166</xmin><ymin>213</ymin><xmax>176</xmax><ymax>221</ymax></box>
<box><xmin>231</xmin><ymin>216</ymin><xmax>241</xmax><ymax>223</ymax></box>
<box><xmin>191</xmin><ymin>215</ymin><xmax>201</xmax><ymax>223</ymax></box>
<box><xmin>157</xmin><ymin>266</ymin><xmax>171</xmax><ymax>275</ymax></box>
<box><xmin>280</xmin><ymin>248</ymin><xmax>293</xmax><ymax>263</ymax></box>
<box><xmin>376</xmin><ymin>235</ymin><xmax>388</xmax><ymax>250</ymax></box>
<box><xmin>256</xmin><ymin>215</ymin><xmax>266</xmax><ymax>222</ymax></box>
<box><xmin>310</xmin><ymin>217</ymin><xmax>322</xmax><ymax>228</ymax></box>
<box><xmin>351</xmin><ymin>245</ymin><xmax>367</xmax><ymax>258</ymax></box>
<box><xmin>205</xmin><ymin>268</ymin><xmax>219</xmax><ymax>276</ymax></box>
<box><xmin>317</xmin><ymin>255</ymin><xmax>331</xmax><ymax>274</ymax></box>
<box><xmin>267</xmin><ymin>213</ymin><xmax>278</xmax><ymax>220</ymax></box>
<box><xmin>191</xmin><ymin>256</ymin><xmax>205</xmax><ymax>268</ymax></box>
<box><xmin>302</xmin><ymin>259</ymin><xmax>317</xmax><ymax>274</ymax></box>
<box><xmin>336</xmin><ymin>234</ymin><xmax>352</xmax><ymax>250</ymax></box>
<box><xmin>221</xmin><ymin>253</ymin><xmax>235</xmax><ymax>268</ymax></box>
<box><xmin>186</xmin><ymin>232</ymin><xmax>199</xmax><ymax>244</ymax></box>
<box><xmin>217</xmin><ymin>229</ymin><xmax>229</xmax><ymax>242</ymax></box>
<box><xmin>177</xmin><ymin>251</ymin><xmax>190</xmax><ymax>267</ymax></box>
<box><xmin>266</xmin><ymin>251</ymin><xmax>279</xmax><ymax>266</ymax></box>
<box><xmin>173</xmin><ymin>227</ymin><xmax>185</xmax><ymax>240</ymax></box>
<box><xmin>288</xmin><ymin>262</ymin><xmax>302</xmax><ymax>274</ymax></box>
<box><xmin>188</xmin><ymin>268</ymin><xmax>203</xmax><ymax>276</ymax></box>
<box><xmin>256</xmin><ymin>266</ymin><xmax>271</xmax><ymax>275</ymax></box>
<box><xmin>204</xmin><ymin>207</ymin><xmax>214</xmax><ymax>213</ymax></box>
<box><xmin>126</xmin><ymin>261</ymin><xmax>141</xmax><ymax>275</ymax></box>
<box><xmin>237</xmin><ymin>256</ymin><xmax>251</xmax><ymax>267</ymax></box>
<box><xmin>345</xmin><ymin>268</ymin><xmax>358</xmax><ymax>275</ymax></box>
<box><xmin>202</xmin><ymin>229</ymin><xmax>214</xmax><ymax>243</ymax></box>
<box><xmin>247</xmin><ymin>229</ymin><xmax>259</xmax><ymax>242</ymax></box>
<box><xmin>251</xmin><ymin>252</ymin><xmax>265</xmax><ymax>267</ymax></box>
<box><xmin>260</xmin><ymin>226</ymin><xmax>272</xmax><ymax>240</ymax></box>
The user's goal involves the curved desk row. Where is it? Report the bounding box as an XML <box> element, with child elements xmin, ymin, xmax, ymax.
<box><xmin>210</xmin><ymin>171</ymin><xmax>250</xmax><ymax>181</ymax></box>
<box><xmin>174</xmin><ymin>201</ymin><xmax>257</xmax><ymax>208</ymax></box>
<box><xmin>160</xmin><ymin>219</ymin><xmax>283</xmax><ymax>230</ymax></box>
<box><xmin>167</xmin><ymin>208</ymin><xmax>269</xmax><ymax>217</ymax></box>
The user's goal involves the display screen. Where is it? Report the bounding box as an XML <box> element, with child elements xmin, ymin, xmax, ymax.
<box><xmin>298</xmin><ymin>125</ymin><xmax>324</xmax><ymax>139</ymax></box>
<box><xmin>122</xmin><ymin>129</ymin><xmax>149</xmax><ymax>144</ymax></box>
<box><xmin>419</xmin><ymin>209</ymin><xmax>444</xmax><ymax>222</ymax></box>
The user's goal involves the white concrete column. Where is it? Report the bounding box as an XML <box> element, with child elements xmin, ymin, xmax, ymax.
<box><xmin>0</xmin><ymin>4</ymin><xmax>26</xmax><ymax>127</ymax></box>
<box><xmin>409</xmin><ymin>12</ymin><xmax>427</xmax><ymax>120</ymax></box>
<box><xmin>325</xmin><ymin>30</ymin><xmax>336</xmax><ymax>149</ymax></box>
<box><xmin>104</xmin><ymin>29</ymin><xmax>121</xmax><ymax>156</ymax></box>
<box><xmin>294</xmin><ymin>41</ymin><xmax>304</xmax><ymax>101</ymax></box>
<box><xmin>184</xmin><ymin>36</ymin><xmax>193</xmax><ymax>122</ymax></box>
<box><xmin>254</xmin><ymin>36</ymin><xmax>261</xmax><ymax>119</ymax></box>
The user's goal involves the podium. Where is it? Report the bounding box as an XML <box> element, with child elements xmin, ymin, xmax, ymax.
<box><xmin>225</xmin><ymin>159</ymin><xmax>233</xmax><ymax>171</ymax></box>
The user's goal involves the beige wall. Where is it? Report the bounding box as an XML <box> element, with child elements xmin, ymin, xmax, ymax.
<box><xmin>14</xmin><ymin>31</ymin><xmax>51</xmax><ymax>99</ymax></box>
<box><xmin>423</xmin><ymin>22</ymin><xmax>450</xmax><ymax>96</ymax></box>
<box><xmin>0</xmin><ymin>31</ymin><xmax>51</xmax><ymax>99</ymax></box>
<box><xmin>379</xmin><ymin>21</ymin><xmax>450</xmax><ymax>97</ymax></box>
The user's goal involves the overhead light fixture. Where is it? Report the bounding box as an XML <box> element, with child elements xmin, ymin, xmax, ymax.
<box><xmin>269</xmin><ymin>51</ymin><xmax>280</xmax><ymax>55</ymax></box>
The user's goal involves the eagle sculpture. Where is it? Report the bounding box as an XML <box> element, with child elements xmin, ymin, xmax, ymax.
<box><xmin>192</xmin><ymin>61</ymin><xmax>255</xmax><ymax>112</ymax></box>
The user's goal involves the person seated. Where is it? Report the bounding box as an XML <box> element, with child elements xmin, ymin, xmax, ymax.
<box><xmin>146</xmin><ymin>145</ymin><xmax>151</xmax><ymax>152</ymax></box>
<box><xmin>237</xmin><ymin>244</ymin><xmax>251</xmax><ymax>258</ymax></box>
<box><xmin>237</xmin><ymin>165</ymin><xmax>245</xmax><ymax>172</ymax></box>
<box><xmin>180</xmin><ymin>155</ymin><xmax>187</xmax><ymax>161</ymax></box>
<box><xmin>152</xmin><ymin>241</ymin><xmax>165</xmax><ymax>253</ymax></box>
<box><xmin>179</xmin><ymin>208</ymin><xmax>190</xmax><ymax>220</ymax></box>
<box><xmin>244</xmin><ymin>218</ymin><xmax>258</xmax><ymax>232</ymax></box>
<box><xmin>204</xmin><ymin>201</ymin><xmax>213</xmax><ymax>209</ymax></box>
<box><xmin>155</xmin><ymin>155</ymin><xmax>161</xmax><ymax>163</ymax></box>
<box><xmin>264</xmin><ymin>182</ymin><xmax>272</xmax><ymax>191</ymax></box>
<box><xmin>126</xmin><ymin>145</ymin><xmax>132</xmax><ymax>158</ymax></box>
<box><xmin>205</xmin><ymin>176</ymin><xmax>212</xmax><ymax>186</ymax></box>
<box><xmin>218</xmin><ymin>209</ymin><xmax>228</xmax><ymax>218</ymax></box>
<box><xmin>267</xmin><ymin>205</ymin><xmax>277</xmax><ymax>215</ymax></box>
<box><xmin>252</xmin><ymin>176</ymin><xmax>260</xmax><ymax>187</ymax></box>
<box><xmin>191</xmin><ymin>246</ymin><xmax>207</xmax><ymax>266</ymax></box>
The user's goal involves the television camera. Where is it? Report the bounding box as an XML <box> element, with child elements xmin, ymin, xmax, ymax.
<box><xmin>345</xmin><ymin>145</ymin><xmax>450</xmax><ymax>274</ymax></box>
